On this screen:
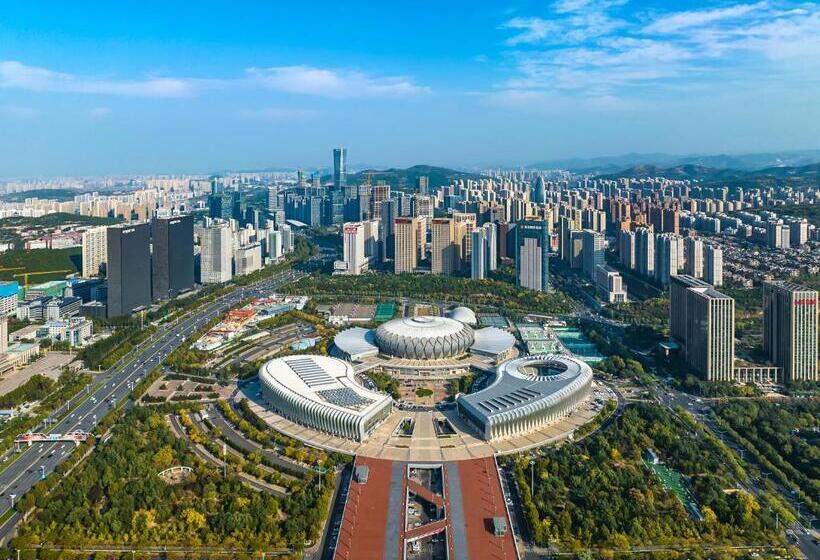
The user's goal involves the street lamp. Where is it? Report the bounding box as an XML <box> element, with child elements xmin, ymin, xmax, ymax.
<box><xmin>530</xmin><ymin>459</ymin><xmax>536</xmax><ymax>498</ymax></box>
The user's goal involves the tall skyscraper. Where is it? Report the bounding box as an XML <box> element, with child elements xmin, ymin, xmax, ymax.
<box><xmin>670</xmin><ymin>275</ymin><xmax>712</xmax><ymax>343</ymax></box>
<box><xmin>151</xmin><ymin>215</ymin><xmax>194</xmax><ymax>300</ymax></box>
<box><xmin>82</xmin><ymin>226</ymin><xmax>108</xmax><ymax>277</ymax></box>
<box><xmin>685</xmin><ymin>287</ymin><xmax>735</xmax><ymax>381</ymax></box>
<box><xmin>703</xmin><ymin>245</ymin><xmax>723</xmax><ymax>287</ymax></box>
<box><xmin>267</xmin><ymin>186</ymin><xmax>280</xmax><ymax>214</ymax></box>
<box><xmin>684</xmin><ymin>237</ymin><xmax>703</xmax><ymax>278</ymax></box>
<box><xmin>484</xmin><ymin>222</ymin><xmax>498</xmax><ymax>271</ymax></box>
<box><xmin>416</xmin><ymin>175</ymin><xmax>429</xmax><ymax>196</ymax></box>
<box><xmin>636</xmin><ymin>228</ymin><xmax>654</xmax><ymax>278</ymax></box>
<box><xmin>763</xmin><ymin>282</ymin><xmax>818</xmax><ymax>383</ymax></box>
<box><xmin>333</xmin><ymin>147</ymin><xmax>347</xmax><ymax>190</ymax></box>
<box><xmin>394</xmin><ymin>218</ymin><xmax>418</xmax><ymax>274</ymax></box>
<box><xmin>655</xmin><ymin>233</ymin><xmax>681</xmax><ymax>286</ymax></box>
<box><xmin>471</xmin><ymin>228</ymin><xmax>488</xmax><ymax>280</ymax></box>
<box><xmin>581</xmin><ymin>230</ymin><xmax>605</xmax><ymax>280</ymax></box>
<box><xmin>380</xmin><ymin>199</ymin><xmax>398</xmax><ymax>261</ymax></box>
<box><xmin>340</xmin><ymin>222</ymin><xmax>367</xmax><ymax>275</ymax></box>
<box><xmin>280</xmin><ymin>224</ymin><xmax>294</xmax><ymax>253</ymax></box>
<box><xmin>618</xmin><ymin>230</ymin><xmax>636</xmax><ymax>270</ymax></box>
<box><xmin>106</xmin><ymin>223</ymin><xmax>152</xmax><ymax>317</ymax></box>
<box><xmin>200</xmin><ymin>222</ymin><xmax>233</xmax><ymax>284</ymax></box>
<box><xmin>516</xmin><ymin>220</ymin><xmax>549</xmax><ymax>292</ymax></box>
<box><xmin>532</xmin><ymin>176</ymin><xmax>546</xmax><ymax>204</ymax></box>
<box><xmin>431</xmin><ymin>218</ymin><xmax>462</xmax><ymax>275</ymax></box>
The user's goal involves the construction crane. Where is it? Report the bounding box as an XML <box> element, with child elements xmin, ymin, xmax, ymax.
<box><xmin>13</xmin><ymin>269</ymin><xmax>72</xmax><ymax>287</ymax></box>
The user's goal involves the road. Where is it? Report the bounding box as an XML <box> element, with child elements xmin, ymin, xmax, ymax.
<box><xmin>0</xmin><ymin>261</ymin><xmax>315</xmax><ymax>545</ymax></box>
<box><xmin>657</xmin><ymin>383</ymin><xmax>820</xmax><ymax>559</ymax></box>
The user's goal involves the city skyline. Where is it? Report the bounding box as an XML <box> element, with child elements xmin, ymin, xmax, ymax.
<box><xmin>1</xmin><ymin>1</ymin><xmax>819</xmax><ymax>176</ymax></box>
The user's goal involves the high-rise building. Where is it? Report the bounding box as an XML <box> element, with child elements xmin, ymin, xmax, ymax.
<box><xmin>431</xmin><ymin>218</ymin><xmax>461</xmax><ymax>275</ymax></box>
<box><xmin>0</xmin><ymin>281</ymin><xmax>19</xmax><ymax>316</ymax></box>
<box><xmin>516</xmin><ymin>220</ymin><xmax>549</xmax><ymax>292</ymax></box>
<box><xmin>595</xmin><ymin>264</ymin><xmax>627</xmax><ymax>303</ymax></box>
<box><xmin>416</xmin><ymin>175</ymin><xmax>429</xmax><ymax>196</ymax></box>
<box><xmin>618</xmin><ymin>230</ymin><xmax>636</xmax><ymax>270</ymax></box>
<box><xmin>81</xmin><ymin>226</ymin><xmax>108</xmax><ymax>277</ymax></box>
<box><xmin>655</xmin><ymin>233</ymin><xmax>681</xmax><ymax>286</ymax></box>
<box><xmin>636</xmin><ymin>228</ymin><xmax>655</xmax><ymax>278</ymax></box>
<box><xmin>471</xmin><ymin>228</ymin><xmax>489</xmax><ymax>280</ymax></box>
<box><xmin>581</xmin><ymin>230</ymin><xmax>605</xmax><ymax>280</ymax></box>
<box><xmin>484</xmin><ymin>222</ymin><xmax>498</xmax><ymax>271</ymax></box>
<box><xmin>200</xmin><ymin>222</ymin><xmax>233</xmax><ymax>284</ymax></box>
<box><xmin>234</xmin><ymin>243</ymin><xmax>262</xmax><ymax>276</ymax></box>
<box><xmin>106</xmin><ymin>223</ymin><xmax>152</xmax><ymax>317</ymax></box>
<box><xmin>532</xmin><ymin>176</ymin><xmax>546</xmax><ymax>204</ymax></box>
<box><xmin>763</xmin><ymin>282</ymin><xmax>818</xmax><ymax>383</ymax></box>
<box><xmin>333</xmin><ymin>147</ymin><xmax>347</xmax><ymax>190</ymax></box>
<box><xmin>380</xmin><ymin>199</ymin><xmax>398</xmax><ymax>261</ymax></box>
<box><xmin>670</xmin><ymin>275</ymin><xmax>712</xmax><ymax>343</ymax></box>
<box><xmin>340</xmin><ymin>223</ymin><xmax>367</xmax><ymax>275</ymax></box>
<box><xmin>267</xmin><ymin>229</ymin><xmax>283</xmax><ymax>261</ymax></box>
<box><xmin>267</xmin><ymin>186</ymin><xmax>280</xmax><ymax>214</ymax></box>
<box><xmin>394</xmin><ymin>217</ymin><xmax>418</xmax><ymax>274</ymax></box>
<box><xmin>684</xmin><ymin>237</ymin><xmax>703</xmax><ymax>278</ymax></box>
<box><xmin>685</xmin><ymin>287</ymin><xmax>735</xmax><ymax>381</ymax></box>
<box><xmin>278</xmin><ymin>224</ymin><xmax>293</xmax><ymax>254</ymax></box>
<box><xmin>151</xmin><ymin>215</ymin><xmax>194</xmax><ymax>300</ymax></box>
<box><xmin>703</xmin><ymin>245</ymin><xmax>723</xmax><ymax>287</ymax></box>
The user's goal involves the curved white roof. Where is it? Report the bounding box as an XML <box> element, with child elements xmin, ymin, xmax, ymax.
<box><xmin>259</xmin><ymin>355</ymin><xmax>391</xmax><ymax>417</ymax></box>
<box><xmin>377</xmin><ymin>316</ymin><xmax>467</xmax><ymax>339</ymax></box>
<box><xmin>459</xmin><ymin>354</ymin><xmax>592</xmax><ymax>420</ymax></box>
<box><xmin>471</xmin><ymin>327</ymin><xmax>516</xmax><ymax>356</ymax></box>
<box><xmin>333</xmin><ymin>327</ymin><xmax>379</xmax><ymax>360</ymax></box>
<box><xmin>446</xmin><ymin>306</ymin><xmax>477</xmax><ymax>326</ymax></box>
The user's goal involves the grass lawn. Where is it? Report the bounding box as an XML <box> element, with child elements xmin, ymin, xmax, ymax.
<box><xmin>0</xmin><ymin>247</ymin><xmax>82</xmax><ymax>282</ymax></box>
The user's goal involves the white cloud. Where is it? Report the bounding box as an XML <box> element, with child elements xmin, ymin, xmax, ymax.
<box><xmin>0</xmin><ymin>61</ymin><xmax>193</xmax><ymax>97</ymax></box>
<box><xmin>0</xmin><ymin>105</ymin><xmax>39</xmax><ymax>119</ymax></box>
<box><xmin>496</xmin><ymin>0</ymin><xmax>820</xmax><ymax>102</ymax></box>
<box><xmin>245</xmin><ymin>66</ymin><xmax>430</xmax><ymax>98</ymax></box>
<box><xmin>644</xmin><ymin>2</ymin><xmax>768</xmax><ymax>34</ymax></box>
<box><xmin>502</xmin><ymin>17</ymin><xmax>560</xmax><ymax>46</ymax></box>
<box><xmin>238</xmin><ymin>107</ymin><xmax>319</xmax><ymax>121</ymax></box>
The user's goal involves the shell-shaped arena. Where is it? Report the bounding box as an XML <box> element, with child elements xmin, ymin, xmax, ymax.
<box><xmin>374</xmin><ymin>316</ymin><xmax>475</xmax><ymax>360</ymax></box>
<box><xmin>259</xmin><ymin>355</ymin><xmax>393</xmax><ymax>442</ymax></box>
<box><xmin>457</xmin><ymin>354</ymin><xmax>593</xmax><ymax>440</ymax></box>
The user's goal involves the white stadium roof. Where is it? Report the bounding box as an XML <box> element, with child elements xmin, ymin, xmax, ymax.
<box><xmin>333</xmin><ymin>327</ymin><xmax>379</xmax><ymax>360</ymax></box>
<box><xmin>259</xmin><ymin>355</ymin><xmax>390</xmax><ymax>418</ymax></box>
<box><xmin>471</xmin><ymin>327</ymin><xmax>516</xmax><ymax>357</ymax></box>
<box><xmin>446</xmin><ymin>306</ymin><xmax>477</xmax><ymax>326</ymax></box>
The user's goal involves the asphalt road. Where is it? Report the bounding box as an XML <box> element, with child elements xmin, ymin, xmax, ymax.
<box><xmin>0</xmin><ymin>262</ymin><xmax>313</xmax><ymax>544</ymax></box>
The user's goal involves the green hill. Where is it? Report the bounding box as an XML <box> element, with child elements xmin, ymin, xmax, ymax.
<box><xmin>325</xmin><ymin>165</ymin><xmax>485</xmax><ymax>193</ymax></box>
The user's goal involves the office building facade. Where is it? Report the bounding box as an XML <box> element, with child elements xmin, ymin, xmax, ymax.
<box><xmin>152</xmin><ymin>215</ymin><xmax>194</xmax><ymax>300</ymax></box>
<box><xmin>106</xmin><ymin>223</ymin><xmax>152</xmax><ymax>317</ymax></box>
<box><xmin>394</xmin><ymin>217</ymin><xmax>418</xmax><ymax>274</ymax></box>
<box><xmin>516</xmin><ymin>220</ymin><xmax>549</xmax><ymax>292</ymax></box>
<box><xmin>763</xmin><ymin>282</ymin><xmax>818</xmax><ymax>383</ymax></box>
<box><xmin>200</xmin><ymin>222</ymin><xmax>233</xmax><ymax>284</ymax></box>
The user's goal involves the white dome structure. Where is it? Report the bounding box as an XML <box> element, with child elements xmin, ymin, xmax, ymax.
<box><xmin>374</xmin><ymin>316</ymin><xmax>474</xmax><ymax>360</ymax></box>
<box><xmin>445</xmin><ymin>306</ymin><xmax>477</xmax><ymax>326</ymax></box>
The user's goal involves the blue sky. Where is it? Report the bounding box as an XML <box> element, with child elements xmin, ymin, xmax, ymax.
<box><xmin>0</xmin><ymin>0</ymin><xmax>818</xmax><ymax>177</ymax></box>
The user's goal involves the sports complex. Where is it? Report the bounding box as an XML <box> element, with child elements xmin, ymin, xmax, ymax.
<box><xmin>245</xmin><ymin>306</ymin><xmax>611</xmax><ymax>460</ymax></box>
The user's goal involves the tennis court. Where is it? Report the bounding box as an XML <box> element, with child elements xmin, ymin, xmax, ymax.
<box><xmin>374</xmin><ymin>303</ymin><xmax>396</xmax><ymax>322</ymax></box>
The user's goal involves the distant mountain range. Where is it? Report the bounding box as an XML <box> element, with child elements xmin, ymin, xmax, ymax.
<box><xmin>597</xmin><ymin>162</ymin><xmax>820</xmax><ymax>185</ymax></box>
<box><xmin>324</xmin><ymin>165</ymin><xmax>485</xmax><ymax>192</ymax></box>
<box><xmin>528</xmin><ymin>149</ymin><xmax>820</xmax><ymax>175</ymax></box>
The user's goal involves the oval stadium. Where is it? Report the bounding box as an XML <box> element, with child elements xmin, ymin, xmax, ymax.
<box><xmin>457</xmin><ymin>354</ymin><xmax>593</xmax><ymax>440</ymax></box>
<box><xmin>374</xmin><ymin>315</ymin><xmax>475</xmax><ymax>360</ymax></box>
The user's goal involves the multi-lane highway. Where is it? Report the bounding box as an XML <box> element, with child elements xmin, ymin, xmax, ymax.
<box><xmin>0</xmin><ymin>263</ymin><xmax>312</xmax><ymax>544</ymax></box>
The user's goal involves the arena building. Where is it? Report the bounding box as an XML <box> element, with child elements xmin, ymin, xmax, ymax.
<box><xmin>332</xmin><ymin>308</ymin><xmax>517</xmax><ymax>377</ymax></box>
<box><xmin>258</xmin><ymin>355</ymin><xmax>393</xmax><ymax>441</ymax></box>
<box><xmin>457</xmin><ymin>354</ymin><xmax>593</xmax><ymax>440</ymax></box>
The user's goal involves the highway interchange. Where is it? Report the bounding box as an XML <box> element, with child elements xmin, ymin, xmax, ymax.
<box><xmin>0</xmin><ymin>263</ymin><xmax>311</xmax><ymax>544</ymax></box>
